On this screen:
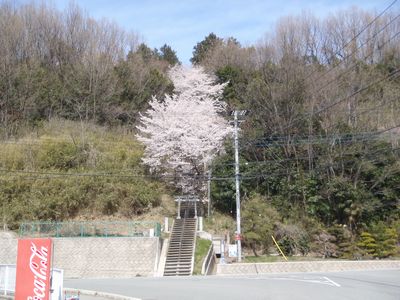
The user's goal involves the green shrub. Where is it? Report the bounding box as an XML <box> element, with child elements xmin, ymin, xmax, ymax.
<box><xmin>357</xmin><ymin>232</ymin><xmax>378</xmax><ymax>258</ymax></box>
<box><xmin>242</xmin><ymin>194</ymin><xmax>280</xmax><ymax>256</ymax></box>
<box><xmin>37</xmin><ymin>140</ymin><xmax>88</xmax><ymax>170</ymax></box>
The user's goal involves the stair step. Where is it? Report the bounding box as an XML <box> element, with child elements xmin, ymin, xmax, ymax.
<box><xmin>164</xmin><ymin>270</ymin><xmax>191</xmax><ymax>273</ymax></box>
<box><xmin>166</xmin><ymin>259</ymin><xmax>192</xmax><ymax>262</ymax></box>
<box><xmin>168</xmin><ymin>247</ymin><xmax>193</xmax><ymax>250</ymax></box>
<box><xmin>165</xmin><ymin>264</ymin><xmax>191</xmax><ymax>267</ymax></box>
<box><xmin>164</xmin><ymin>217</ymin><xmax>197</xmax><ymax>277</ymax></box>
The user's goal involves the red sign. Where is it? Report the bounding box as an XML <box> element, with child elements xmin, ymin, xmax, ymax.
<box><xmin>235</xmin><ymin>233</ymin><xmax>242</xmax><ymax>241</ymax></box>
<box><xmin>15</xmin><ymin>238</ymin><xmax>53</xmax><ymax>300</ymax></box>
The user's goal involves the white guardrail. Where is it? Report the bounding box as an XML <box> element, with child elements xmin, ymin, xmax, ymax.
<box><xmin>0</xmin><ymin>265</ymin><xmax>63</xmax><ymax>300</ymax></box>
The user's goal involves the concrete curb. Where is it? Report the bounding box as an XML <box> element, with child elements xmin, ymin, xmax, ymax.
<box><xmin>64</xmin><ymin>288</ymin><xmax>142</xmax><ymax>300</ymax></box>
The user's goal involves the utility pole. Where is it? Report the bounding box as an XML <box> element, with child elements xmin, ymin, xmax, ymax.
<box><xmin>207</xmin><ymin>168</ymin><xmax>212</xmax><ymax>217</ymax></box>
<box><xmin>233</xmin><ymin>110</ymin><xmax>246</xmax><ymax>262</ymax></box>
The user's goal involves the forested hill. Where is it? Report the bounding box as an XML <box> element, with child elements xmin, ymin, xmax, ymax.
<box><xmin>0</xmin><ymin>1</ymin><xmax>399</xmax><ymax>259</ymax></box>
<box><xmin>196</xmin><ymin>10</ymin><xmax>400</xmax><ymax>258</ymax></box>
<box><xmin>0</xmin><ymin>1</ymin><xmax>178</xmax><ymax>135</ymax></box>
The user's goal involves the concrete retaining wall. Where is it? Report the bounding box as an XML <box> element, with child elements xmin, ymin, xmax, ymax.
<box><xmin>217</xmin><ymin>260</ymin><xmax>400</xmax><ymax>275</ymax></box>
<box><xmin>0</xmin><ymin>236</ymin><xmax>160</xmax><ymax>278</ymax></box>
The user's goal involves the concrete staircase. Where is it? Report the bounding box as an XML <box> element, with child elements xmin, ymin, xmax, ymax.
<box><xmin>163</xmin><ymin>217</ymin><xmax>197</xmax><ymax>276</ymax></box>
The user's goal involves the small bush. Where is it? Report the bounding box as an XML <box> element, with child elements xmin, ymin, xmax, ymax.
<box><xmin>357</xmin><ymin>222</ymin><xmax>399</xmax><ymax>258</ymax></box>
<box><xmin>275</xmin><ymin>223</ymin><xmax>310</xmax><ymax>256</ymax></box>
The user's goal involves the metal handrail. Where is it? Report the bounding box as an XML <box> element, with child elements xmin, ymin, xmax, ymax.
<box><xmin>201</xmin><ymin>243</ymin><xmax>216</xmax><ymax>275</ymax></box>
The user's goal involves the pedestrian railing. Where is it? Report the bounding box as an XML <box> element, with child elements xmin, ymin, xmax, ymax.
<box><xmin>19</xmin><ymin>221</ymin><xmax>161</xmax><ymax>238</ymax></box>
<box><xmin>201</xmin><ymin>244</ymin><xmax>217</xmax><ymax>275</ymax></box>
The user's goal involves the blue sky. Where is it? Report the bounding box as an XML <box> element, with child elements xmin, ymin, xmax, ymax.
<box><xmin>50</xmin><ymin>0</ymin><xmax>394</xmax><ymax>64</ymax></box>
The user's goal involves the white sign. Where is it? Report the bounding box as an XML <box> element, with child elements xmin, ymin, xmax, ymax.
<box><xmin>0</xmin><ymin>265</ymin><xmax>63</xmax><ymax>300</ymax></box>
<box><xmin>228</xmin><ymin>244</ymin><xmax>237</xmax><ymax>257</ymax></box>
<box><xmin>51</xmin><ymin>268</ymin><xmax>64</xmax><ymax>300</ymax></box>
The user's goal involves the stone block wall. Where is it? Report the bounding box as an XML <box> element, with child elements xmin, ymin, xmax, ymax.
<box><xmin>0</xmin><ymin>236</ymin><xmax>160</xmax><ymax>278</ymax></box>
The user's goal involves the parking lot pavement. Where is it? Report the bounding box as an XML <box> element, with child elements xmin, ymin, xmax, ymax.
<box><xmin>65</xmin><ymin>269</ymin><xmax>400</xmax><ymax>300</ymax></box>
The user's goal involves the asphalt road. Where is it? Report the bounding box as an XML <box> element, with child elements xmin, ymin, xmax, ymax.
<box><xmin>65</xmin><ymin>269</ymin><xmax>400</xmax><ymax>300</ymax></box>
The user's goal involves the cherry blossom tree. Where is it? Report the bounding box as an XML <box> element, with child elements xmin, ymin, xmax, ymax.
<box><xmin>136</xmin><ymin>65</ymin><xmax>231</xmax><ymax>193</ymax></box>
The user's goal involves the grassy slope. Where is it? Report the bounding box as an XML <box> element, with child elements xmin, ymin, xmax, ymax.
<box><xmin>193</xmin><ymin>238</ymin><xmax>212</xmax><ymax>275</ymax></box>
<box><xmin>0</xmin><ymin>119</ymin><xmax>173</xmax><ymax>229</ymax></box>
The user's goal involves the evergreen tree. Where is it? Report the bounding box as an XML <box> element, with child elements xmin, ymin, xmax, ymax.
<box><xmin>159</xmin><ymin>44</ymin><xmax>180</xmax><ymax>65</ymax></box>
<box><xmin>190</xmin><ymin>33</ymin><xmax>223</xmax><ymax>65</ymax></box>
<box><xmin>357</xmin><ymin>232</ymin><xmax>378</xmax><ymax>257</ymax></box>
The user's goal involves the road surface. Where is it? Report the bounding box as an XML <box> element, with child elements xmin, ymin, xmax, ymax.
<box><xmin>65</xmin><ymin>269</ymin><xmax>400</xmax><ymax>300</ymax></box>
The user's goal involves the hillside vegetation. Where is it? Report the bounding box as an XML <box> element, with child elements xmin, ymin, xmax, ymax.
<box><xmin>0</xmin><ymin>120</ymin><xmax>165</xmax><ymax>228</ymax></box>
<box><xmin>0</xmin><ymin>2</ymin><xmax>399</xmax><ymax>258</ymax></box>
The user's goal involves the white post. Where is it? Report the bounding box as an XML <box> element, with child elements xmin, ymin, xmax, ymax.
<box><xmin>198</xmin><ymin>217</ymin><xmax>203</xmax><ymax>232</ymax></box>
<box><xmin>177</xmin><ymin>198</ymin><xmax>181</xmax><ymax>219</ymax></box>
<box><xmin>220</xmin><ymin>240</ymin><xmax>225</xmax><ymax>264</ymax></box>
<box><xmin>164</xmin><ymin>217</ymin><xmax>169</xmax><ymax>232</ymax></box>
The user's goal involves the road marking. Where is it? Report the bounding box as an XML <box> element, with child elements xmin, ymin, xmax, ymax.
<box><xmin>323</xmin><ymin>276</ymin><xmax>341</xmax><ymax>287</ymax></box>
<box><xmin>245</xmin><ymin>275</ymin><xmax>341</xmax><ymax>287</ymax></box>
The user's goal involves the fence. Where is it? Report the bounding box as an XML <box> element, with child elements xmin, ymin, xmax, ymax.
<box><xmin>19</xmin><ymin>221</ymin><xmax>161</xmax><ymax>238</ymax></box>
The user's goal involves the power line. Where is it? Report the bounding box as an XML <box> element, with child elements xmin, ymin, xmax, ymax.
<box><xmin>210</xmin><ymin>127</ymin><xmax>400</xmax><ymax>169</ymax></box>
<box><xmin>239</xmin><ymin>147</ymin><xmax>400</xmax><ymax>180</ymax></box>
<box><xmin>216</xmin><ymin>144</ymin><xmax>399</xmax><ymax>168</ymax></box>
<box><xmin>312</xmin><ymin>67</ymin><xmax>400</xmax><ymax>117</ymax></box>
<box><xmin>251</xmin><ymin>6</ymin><xmax>400</xmax><ymax>136</ymax></box>
<box><xmin>309</xmin><ymin>28</ymin><xmax>400</xmax><ymax>98</ymax></box>
<box><xmin>226</xmin><ymin>144</ymin><xmax>399</xmax><ymax>177</ymax></box>
<box><xmin>315</xmin><ymin>97</ymin><xmax>400</xmax><ymax>133</ymax></box>
<box><xmin>241</xmin><ymin>124</ymin><xmax>400</xmax><ymax>147</ymax></box>
<box><xmin>273</xmin><ymin>68</ymin><xmax>400</xmax><ymax>135</ymax></box>
<box><xmin>0</xmin><ymin>145</ymin><xmax>398</xmax><ymax>183</ymax></box>
<box><xmin>305</xmin><ymin>0</ymin><xmax>399</xmax><ymax>85</ymax></box>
